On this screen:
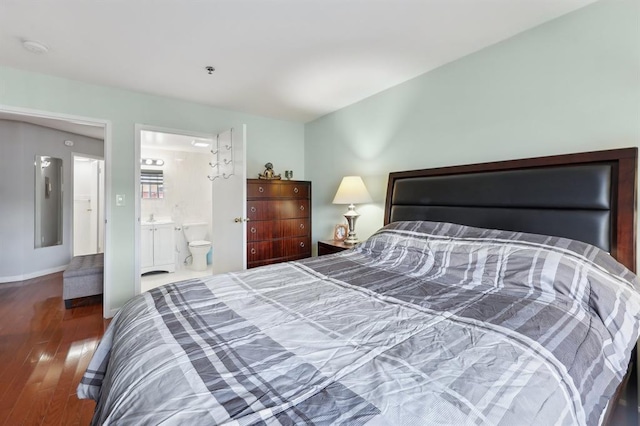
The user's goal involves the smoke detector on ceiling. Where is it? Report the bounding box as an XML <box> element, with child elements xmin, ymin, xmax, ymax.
<box><xmin>22</xmin><ymin>40</ymin><xmax>49</xmax><ymax>54</ymax></box>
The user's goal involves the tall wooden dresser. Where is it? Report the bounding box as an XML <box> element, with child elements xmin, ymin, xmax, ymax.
<box><xmin>246</xmin><ymin>179</ymin><xmax>311</xmax><ymax>268</ymax></box>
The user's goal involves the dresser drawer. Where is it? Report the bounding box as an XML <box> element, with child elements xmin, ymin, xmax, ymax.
<box><xmin>281</xmin><ymin>236</ymin><xmax>311</xmax><ymax>257</ymax></box>
<box><xmin>247</xmin><ymin>201</ymin><xmax>277</xmax><ymax>220</ymax></box>
<box><xmin>247</xmin><ymin>241</ymin><xmax>273</xmax><ymax>263</ymax></box>
<box><xmin>279</xmin><ymin>183</ymin><xmax>309</xmax><ymax>199</ymax></box>
<box><xmin>247</xmin><ymin>221</ymin><xmax>278</xmax><ymax>241</ymax></box>
<box><xmin>278</xmin><ymin>200</ymin><xmax>309</xmax><ymax>219</ymax></box>
<box><xmin>281</xmin><ymin>218</ymin><xmax>309</xmax><ymax>237</ymax></box>
<box><xmin>247</xmin><ymin>182</ymin><xmax>278</xmax><ymax>198</ymax></box>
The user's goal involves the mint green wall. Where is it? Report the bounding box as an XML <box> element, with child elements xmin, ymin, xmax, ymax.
<box><xmin>0</xmin><ymin>66</ymin><xmax>304</xmax><ymax>312</ymax></box>
<box><xmin>305</xmin><ymin>0</ymin><xmax>640</xmax><ymax>250</ymax></box>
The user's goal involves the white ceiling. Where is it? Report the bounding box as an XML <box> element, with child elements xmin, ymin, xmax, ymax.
<box><xmin>0</xmin><ymin>0</ymin><xmax>596</xmax><ymax>123</ymax></box>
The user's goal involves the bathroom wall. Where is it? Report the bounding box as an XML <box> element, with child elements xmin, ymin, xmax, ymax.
<box><xmin>140</xmin><ymin>147</ymin><xmax>212</xmax><ymax>269</ymax></box>
<box><xmin>0</xmin><ymin>120</ymin><xmax>104</xmax><ymax>282</ymax></box>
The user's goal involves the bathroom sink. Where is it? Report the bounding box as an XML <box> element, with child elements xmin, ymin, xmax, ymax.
<box><xmin>141</xmin><ymin>219</ymin><xmax>173</xmax><ymax>225</ymax></box>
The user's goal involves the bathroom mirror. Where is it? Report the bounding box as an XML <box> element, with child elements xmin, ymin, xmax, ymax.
<box><xmin>141</xmin><ymin>169</ymin><xmax>164</xmax><ymax>199</ymax></box>
<box><xmin>35</xmin><ymin>155</ymin><xmax>63</xmax><ymax>248</ymax></box>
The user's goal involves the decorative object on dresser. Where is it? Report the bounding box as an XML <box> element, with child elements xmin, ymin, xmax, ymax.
<box><xmin>258</xmin><ymin>162</ymin><xmax>281</xmax><ymax>180</ymax></box>
<box><xmin>332</xmin><ymin>176</ymin><xmax>372</xmax><ymax>244</ymax></box>
<box><xmin>247</xmin><ymin>179</ymin><xmax>311</xmax><ymax>268</ymax></box>
<box><xmin>317</xmin><ymin>240</ymin><xmax>351</xmax><ymax>256</ymax></box>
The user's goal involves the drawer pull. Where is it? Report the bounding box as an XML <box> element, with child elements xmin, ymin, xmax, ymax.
<box><xmin>293</xmin><ymin>187</ymin><xmax>299</xmax><ymax>194</ymax></box>
<box><xmin>299</xmin><ymin>242</ymin><xmax>305</xmax><ymax>248</ymax></box>
<box><xmin>251</xmin><ymin>227</ymin><xmax>256</xmax><ymax>234</ymax></box>
<box><xmin>259</xmin><ymin>187</ymin><xmax>264</xmax><ymax>193</ymax></box>
<box><xmin>299</xmin><ymin>223</ymin><xmax>304</xmax><ymax>229</ymax></box>
<box><xmin>250</xmin><ymin>248</ymin><xmax>256</xmax><ymax>255</ymax></box>
<box><xmin>250</xmin><ymin>206</ymin><xmax>257</xmax><ymax>213</ymax></box>
<box><xmin>299</xmin><ymin>205</ymin><xmax>304</xmax><ymax>211</ymax></box>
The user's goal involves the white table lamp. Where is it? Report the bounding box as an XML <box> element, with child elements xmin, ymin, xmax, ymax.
<box><xmin>332</xmin><ymin>176</ymin><xmax>372</xmax><ymax>244</ymax></box>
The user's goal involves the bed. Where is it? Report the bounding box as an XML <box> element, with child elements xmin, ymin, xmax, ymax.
<box><xmin>79</xmin><ymin>148</ymin><xmax>640</xmax><ymax>425</ymax></box>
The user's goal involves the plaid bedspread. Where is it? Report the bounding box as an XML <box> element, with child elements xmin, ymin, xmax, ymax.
<box><xmin>78</xmin><ymin>221</ymin><xmax>640</xmax><ymax>425</ymax></box>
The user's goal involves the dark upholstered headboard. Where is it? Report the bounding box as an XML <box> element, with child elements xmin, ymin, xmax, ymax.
<box><xmin>384</xmin><ymin>148</ymin><xmax>637</xmax><ymax>272</ymax></box>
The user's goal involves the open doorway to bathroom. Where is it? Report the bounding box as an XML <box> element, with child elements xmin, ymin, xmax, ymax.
<box><xmin>72</xmin><ymin>154</ymin><xmax>105</xmax><ymax>256</ymax></box>
<box><xmin>138</xmin><ymin>129</ymin><xmax>215</xmax><ymax>292</ymax></box>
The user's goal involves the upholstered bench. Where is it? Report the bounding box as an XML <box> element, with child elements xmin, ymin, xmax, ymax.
<box><xmin>63</xmin><ymin>253</ymin><xmax>104</xmax><ymax>309</ymax></box>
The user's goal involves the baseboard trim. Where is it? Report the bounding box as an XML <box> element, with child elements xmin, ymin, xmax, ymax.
<box><xmin>0</xmin><ymin>265</ymin><xmax>68</xmax><ymax>284</ymax></box>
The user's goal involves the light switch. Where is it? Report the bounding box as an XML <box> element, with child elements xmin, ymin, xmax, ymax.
<box><xmin>116</xmin><ymin>194</ymin><xmax>125</xmax><ymax>206</ymax></box>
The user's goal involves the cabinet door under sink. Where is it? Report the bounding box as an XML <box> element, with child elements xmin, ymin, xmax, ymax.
<box><xmin>153</xmin><ymin>224</ymin><xmax>175</xmax><ymax>267</ymax></box>
<box><xmin>141</xmin><ymin>225</ymin><xmax>154</xmax><ymax>269</ymax></box>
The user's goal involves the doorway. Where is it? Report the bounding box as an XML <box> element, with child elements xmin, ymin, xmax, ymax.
<box><xmin>73</xmin><ymin>154</ymin><xmax>105</xmax><ymax>256</ymax></box>
<box><xmin>134</xmin><ymin>124</ymin><xmax>247</xmax><ymax>295</ymax></box>
<box><xmin>0</xmin><ymin>105</ymin><xmax>112</xmax><ymax>318</ymax></box>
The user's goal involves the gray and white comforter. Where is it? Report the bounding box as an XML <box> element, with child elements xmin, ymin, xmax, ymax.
<box><xmin>78</xmin><ymin>221</ymin><xmax>640</xmax><ymax>425</ymax></box>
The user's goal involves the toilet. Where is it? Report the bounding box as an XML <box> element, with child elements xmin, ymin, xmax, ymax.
<box><xmin>182</xmin><ymin>222</ymin><xmax>211</xmax><ymax>271</ymax></box>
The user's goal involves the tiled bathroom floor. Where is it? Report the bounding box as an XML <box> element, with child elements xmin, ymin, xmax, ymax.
<box><xmin>141</xmin><ymin>266</ymin><xmax>214</xmax><ymax>292</ymax></box>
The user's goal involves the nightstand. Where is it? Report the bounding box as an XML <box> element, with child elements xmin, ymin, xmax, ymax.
<box><xmin>318</xmin><ymin>240</ymin><xmax>355</xmax><ymax>256</ymax></box>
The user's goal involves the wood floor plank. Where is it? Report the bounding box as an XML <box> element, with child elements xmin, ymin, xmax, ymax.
<box><xmin>0</xmin><ymin>341</ymin><xmax>48</xmax><ymax>414</ymax></box>
<box><xmin>41</xmin><ymin>342</ymin><xmax>84</xmax><ymax>426</ymax></box>
<box><xmin>59</xmin><ymin>393</ymin><xmax>83</xmax><ymax>426</ymax></box>
<box><xmin>0</xmin><ymin>272</ymin><xmax>105</xmax><ymax>425</ymax></box>
<box><xmin>22</xmin><ymin>387</ymin><xmax>57</xmax><ymax>426</ymax></box>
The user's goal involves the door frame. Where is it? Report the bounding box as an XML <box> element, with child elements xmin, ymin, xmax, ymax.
<box><xmin>134</xmin><ymin>124</ymin><xmax>215</xmax><ymax>295</ymax></box>
<box><xmin>71</xmin><ymin>152</ymin><xmax>105</xmax><ymax>256</ymax></box>
<box><xmin>0</xmin><ymin>104</ymin><xmax>113</xmax><ymax>318</ymax></box>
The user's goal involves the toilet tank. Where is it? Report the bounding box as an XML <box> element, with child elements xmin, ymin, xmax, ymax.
<box><xmin>183</xmin><ymin>222</ymin><xmax>209</xmax><ymax>242</ymax></box>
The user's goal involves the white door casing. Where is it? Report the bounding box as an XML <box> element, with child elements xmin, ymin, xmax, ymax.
<box><xmin>211</xmin><ymin>125</ymin><xmax>247</xmax><ymax>273</ymax></box>
<box><xmin>89</xmin><ymin>159</ymin><xmax>99</xmax><ymax>251</ymax></box>
<box><xmin>97</xmin><ymin>160</ymin><xmax>105</xmax><ymax>252</ymax></box>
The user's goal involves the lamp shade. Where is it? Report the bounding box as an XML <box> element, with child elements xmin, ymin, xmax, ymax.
<box><xmin>332</xmin><ymin>176</ymin><xmax>372</xmax><ymax>205</ymax></box>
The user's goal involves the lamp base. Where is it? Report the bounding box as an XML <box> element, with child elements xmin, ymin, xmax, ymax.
<box><xmin>343</xmin><ymin>204</ymin><xmax>360</xmax><ymax>245</ymax></box>
<box><xmin>344</xmin><ymin>236</ymin><xmax>359</xmax><ymax>245</ymax></box>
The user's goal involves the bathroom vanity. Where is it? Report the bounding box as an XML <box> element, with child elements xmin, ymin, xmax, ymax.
<box><xmin>141</xmin><ymin>220</ymin><xmax>175</xmax><ymax>274</ymax></box>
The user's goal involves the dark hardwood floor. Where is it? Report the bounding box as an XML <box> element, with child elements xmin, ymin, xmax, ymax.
<box><xmin>0</xmin><ymin>273</ymin><xmax>107</xmax><ymax>425</ymax></box>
